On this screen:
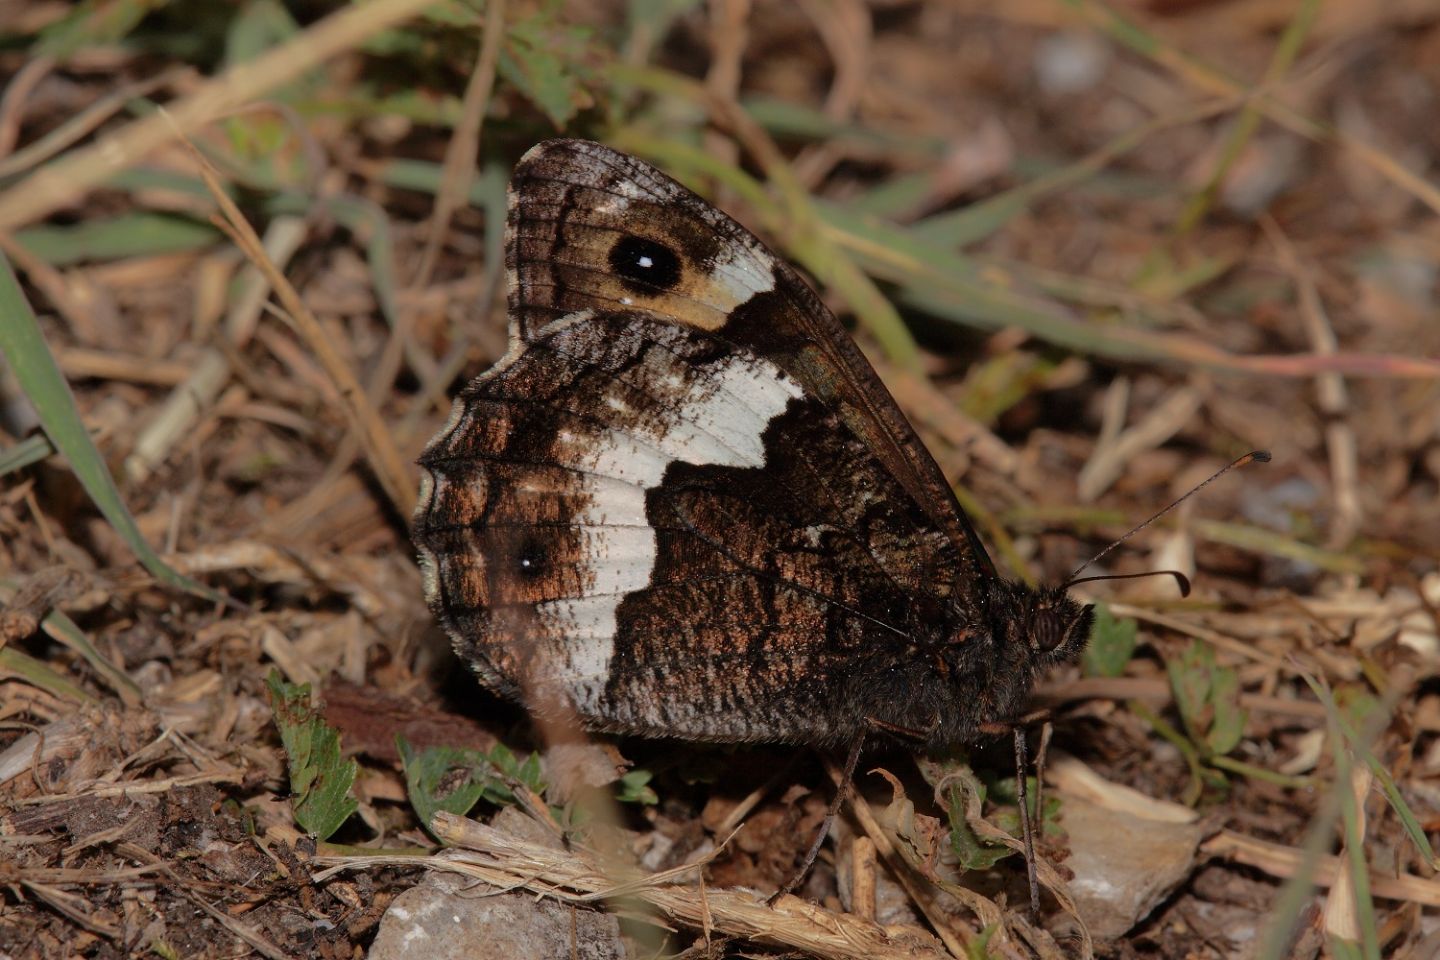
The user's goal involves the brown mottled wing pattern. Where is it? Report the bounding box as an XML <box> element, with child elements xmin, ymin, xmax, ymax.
<box><xmin>414</xmin><ymin>139</ymin><xmax>999</xmax><ymax>744</ymax></box>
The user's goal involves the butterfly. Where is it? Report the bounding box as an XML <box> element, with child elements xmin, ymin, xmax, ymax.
<box><xmin>411</xmin><ymin>138</ymin><xmax>1095</xmax><ymax>757</ymax></box>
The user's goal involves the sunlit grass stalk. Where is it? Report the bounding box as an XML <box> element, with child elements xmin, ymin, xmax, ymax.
<box><xmin>1253</xmin><ymin>675</ymin><xmax>1391</xmax><ymax>960</ymax></box>
<box><xmin>1059</xmin><ymin>0</ymin><xmax>1440</xmax><ymax>216</ymax></box>
<box><xmin>1172</xmin><ymin>0</ymin><xmax>1320</xmax><ymax>236</ymax></box>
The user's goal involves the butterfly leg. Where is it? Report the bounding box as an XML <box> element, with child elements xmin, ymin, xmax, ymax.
<box><xmin>1012</xmin><ymin>727</ymin><xmax>1042</xmax><ymax>918</ymax></box>
<box><xmin>863</xmin><ymin>714</ymin><xmax>937</xmax><ymax>741</ymax></box>
<box><xmin>982</xmin><ymin>714</ymin><xmax>1050</xmax><ymax>917</ymax></box>
<box><xmin>767</xmin><ymin>734</ymin><xmax>866</xmax><ymax>904</ymax></box>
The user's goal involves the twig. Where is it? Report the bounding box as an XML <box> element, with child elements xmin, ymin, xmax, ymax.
<box><xmin>1260</xmin><ymin>216</ymin><xmax>1360</xmax><ymax>547</ymax></box>
<box><xmin>414</xmin><ymin>0</ymin><xmax>506</xmax><ymax>288</ymax></box>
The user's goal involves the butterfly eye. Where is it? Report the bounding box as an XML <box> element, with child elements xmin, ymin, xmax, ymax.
<box><xmin>1032</xmin><ymin>609</ymin><xmax>1067</xmax><ymax>652</ymax></box>
<box><xmin>608</xmin><ymin>235</ymin><xmax>683</xmax><ymax>293</ymax></box>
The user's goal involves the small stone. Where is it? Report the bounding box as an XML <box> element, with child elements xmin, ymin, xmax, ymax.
<box><xmin>369</xmin><ymin>870</ymin><xmax>624</xmax><ymax>960</ymax></box>
<box><xmin>1061</xmin><ymin>794</ymin><xmax>1204</xmax><ymax>939</ymax></box>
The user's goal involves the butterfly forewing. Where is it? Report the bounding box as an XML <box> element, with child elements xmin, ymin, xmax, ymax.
<box><xmin>507</xmin><ymin>140</ymin><xmax>995</xmax><ymax>578</ymax></box>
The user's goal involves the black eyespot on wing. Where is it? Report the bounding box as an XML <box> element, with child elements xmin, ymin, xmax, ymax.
<box><xmin>515</xmin><ymin>532</ymin><xmax>541</xmax><ymax>578</ymax></box>
<box><xmin>608</xmin><ymin>235</ymin><xmax>682</xmax><ymax>293</ymax></box>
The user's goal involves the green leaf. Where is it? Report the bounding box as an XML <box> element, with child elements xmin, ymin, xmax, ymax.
<box><xmin>1167</xmin><ymin>639</ymin><xmax>1214</xmax><ymax>747</ymax></box>
<box><xmin>397</xmin><ymin>736</ymin><xmax>547</xmax><ymax>838</ymax></box>
<box><xmin>499</xmin><ymin>11</ymin><xmax>596</xmax><ymax>128</ymax></box>
<box><xmin>501</xmin><ymin>743</ymin><xmax>547</xmax><ymax>797</ymax></box>
<box><xmin>266</xmin><ymin>671</ymin><xmax>358</xmax><ymax>841</ymax></box>
<box><xmin>615</xmin><ymin>769</ymin><xmax>658</xmax><ymax>805</ymax></box>
<box><xmin>1082</xmin><ymin>602</ymin><xmax>1139</xmax><ymax>678</ymax></box>
<box><xmin>398</xmin><ymin>737</ymin><xmax>502</xmax><ymax>834</ymax></box>
<box><xmin>945</xmin><ymin>774</ymin><xmax>1014</xmax><ymax>871</ymax></box>
<box><xmin>1206</xmin><ymin>664</ymin><xmax>1247</xmax><ymax>755</ymax></box>
<box><xmin>984</xmin><ymin>769</ymin><xmax>1063</xmax><ymax>841</ymax></box>
<box><xmin>1165</xmin><ymin>639</ymin><xmax>1247</xmax><ymax>759</ymax></box>
<box><xmin>964</xmin><ymin>924</ymin><xmax>1000</xmax><ymax>960</ymax></box>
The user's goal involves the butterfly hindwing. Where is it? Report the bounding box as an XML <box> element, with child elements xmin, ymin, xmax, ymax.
<box><xmin>418</xmin><ymin>304</ymin><xmax>955</xmax><ymax>741</ymax></box>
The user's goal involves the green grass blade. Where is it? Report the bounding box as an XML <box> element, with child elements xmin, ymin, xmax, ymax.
<box><xmin>1315</xmin><ymin>684</ymin><xmax>1382</xmax><ymax>959</ymax></box>
<box><xmin>43</xmin><ymin>608</ymin><xmax>145</xmax><ymax>706</ymax></box>
<box><xmin>14</xmin><ymin>212</ymin><xmax>220</xmax><ymax>266</ymax></box>
<box><xmin>1336</xmin><ymin>712</ymin><xmax>1438</xmax><ymax>868</ymax></box>
<box><xmin>0</xmin><ymin>252</ymin><xmax>222</xmax><ymax>603</ymax></box>
<box><xmin>912</xmin><ymin>98</ymin><xmax>1232</xmax><ymax>250</ymax></box>
<box><xmin>1</xmin><ymin>575</ymin><xmax>145</xmax><ymax>706</ymax></box>
<box><xmin>0</xmin><ymin>646</ymin><xmax>97</xmax><ymax>705</ymax></box>
<box><xmin>1172</xmin><ymin>0</ymin><xmax>1322</xmax><ymax>236</ymax></box>
<box><xmin>1</xmin><ymin>434</ymin><xmax>54</xmax><ymax>476</ymax></box>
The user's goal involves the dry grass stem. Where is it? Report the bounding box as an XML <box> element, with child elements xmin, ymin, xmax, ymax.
<box><xmin>176</xmin><ymin>136</ymin><xmax>416</xmax><ymax>515</ymax></box>
<box><xmin>414</xmin><ymin>0</ymin><xmax>507</xmax><ymax>288</ymax></box>
<box><xmin>1076</xmin><ymin>383</ymin><xmax>1205</xmax><ymax>501</ymax></box>
<box><xmin>1205</xmin><ymin>827</ymin><xmax>1440</xmax><ymax>909</ymax></box>
<box><xmin>0</xmin><ymin>0</ymin><xmax>437</xmax><ymax>231</ymax></box>
<box><xmin>322</xmin><ymin>813</ymin><xmax>953</xmax><ymax>960</ymax></box>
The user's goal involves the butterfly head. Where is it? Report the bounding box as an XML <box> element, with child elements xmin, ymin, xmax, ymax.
<box><xmin>988</xmin><ymin>580</ymin><xmax>1094</xmax><ymax>670</ymax></box>
<box><xmin>895</xmin><ymin>579</ymin><xmax>1095</xmax><ymax>751</ymax></box>
<box><xmin>1030</xmin><ymin>587</ymin><xmax>1093</xmax><ymax>658</ymax></box>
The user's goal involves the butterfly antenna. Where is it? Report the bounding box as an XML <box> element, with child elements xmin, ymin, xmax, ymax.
<box><xmin>1063</xmin><ymin>450</ymin><xmax>1270</xmax><ymax>588</ymax></box>
<box><xmin>1068</xmin><ymin>568</ymin><xmax>1193</xmax><ymax>596</ymax></box>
